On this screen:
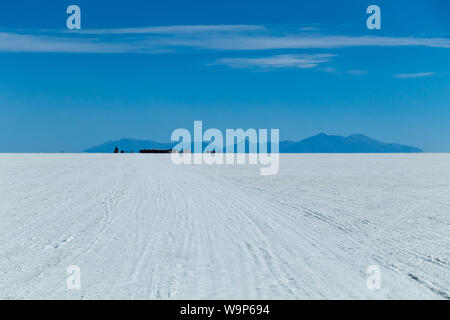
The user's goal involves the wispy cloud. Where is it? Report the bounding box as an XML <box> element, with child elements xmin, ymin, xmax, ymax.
<box><xmin>1</xmin><ymin>25</ymin><xmax>450</xmax><ymax>53</ymax></box>
<box><xmin>394</xmin><ymin>72</ymin><xmax>436</xmax><ymax>79</ymax></box>
<box><xmin>212</xmin><ymin>54</ymin><xmax>335</xmax><ymax>70</ymax></box>
<box><xmin>169</xmin><ymin>35</ymin><xmax>450</xmax><ymax>51</ymax></box>
<box><xmin>347</xmin><ymin>69</ymin><xmax>368</xmax><ymax>75</ymax></box>
<box><xmin>299</xmin><ymin>26</ymin><xmax>320</xmax><ymax>32</ymax></box>
<box><xmin>0</xmin><ymin>32</ymin><xmax>135</xmax><ymax>53</ymax></box>
<box><xmin>321</xmin><ymin>67</ymin><xmax>338</xmax><ymax>74</ymax></box>
<box><xmin>318</xmin><ymin>68</ymin><xmax>367</xmax><ymax>75</ymax></box>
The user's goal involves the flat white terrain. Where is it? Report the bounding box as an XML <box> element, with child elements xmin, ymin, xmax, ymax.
<box><xmin>0</xmin><ymin>154</ymin><xmax>449</xmax><ymax>299</ymax></box>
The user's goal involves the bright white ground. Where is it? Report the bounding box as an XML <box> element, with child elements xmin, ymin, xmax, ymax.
<box><xmin>0</xmin><ymin>154</ymin><xmax>449</xmax><ymax>299</ymax></box>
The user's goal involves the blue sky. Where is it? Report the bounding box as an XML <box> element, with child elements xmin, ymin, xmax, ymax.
<box><xmin>0</xmin><ymin>0</ymin><xmax>449</xmax><ymax>152</ymax></box>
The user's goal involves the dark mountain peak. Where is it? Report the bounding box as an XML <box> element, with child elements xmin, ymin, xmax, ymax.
<box><xmin>304</xmin><ymin>132</ymin><xmax>331</xmax><ymax>140</ymax></box>
<box><xmin>347</xmin><ymin>133</ymin><xmax>380</xmax><ymax>144</ymax></box>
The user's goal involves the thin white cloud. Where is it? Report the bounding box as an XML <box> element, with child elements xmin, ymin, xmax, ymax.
<box><xmin>299</xmin><ymin>26</ymin><xmax>320</xmax><ymax>32</ymax></box>
<box><xmin>212</xmin><ymin>54</ymin><xmax>335</xmax><ymax>70</ymax></box>
<box><xmin>0</xmin><ymin>32</ymin><xmax>135</xmax><ymax>53</ymax></box>
<box><xmin>1</xmin><ymin>25</ymin><xmax>450</xmax><ymax>53</ymax></box>
<box><xmin>347</xmin><ymin>69</ymin><xmax>368</xmax><ymax>75</ymax></box>
<box><xmin>321</xmin><ymin>67</ymin><xmax>339</xmax><ymax>74</ymax></box>
<box><xmin>164</xmin><ymin>35</ymin><xmax>450</xmax><ymax>50</ymax></box>
<box><xmin>394</xmin><ymin>72</ymin><xmax>436</xmax><ymax>78</ymax></box>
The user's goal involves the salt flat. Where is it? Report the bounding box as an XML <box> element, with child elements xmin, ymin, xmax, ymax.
<box><xmin>0</xmin><ymin>154</ymin><xmax>449</xmax><ymax>299</ymax></box>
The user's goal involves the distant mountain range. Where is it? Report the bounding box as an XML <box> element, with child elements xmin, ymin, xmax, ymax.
<box><xmin>84</xmin><ymin>139</ymin><xmax>173</xmax><ymax>153</ymax></box>
<box><xmin>279</xmin><ymin>133</ymin><xmax>422</xmax><ymax>153</ymax></box>
<box><xmin>84</xmin><ymin>133</ymin><xmax>422</xmax><ymax>153</ymax></box>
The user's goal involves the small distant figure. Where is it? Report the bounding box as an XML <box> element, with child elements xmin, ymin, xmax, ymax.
<box><xmin>114</xmin><ymin>146</ymin><xmax>119</xmax><ymax>153</ymax></box>
<box><xmin>120</xmin><ymin>150</ymin><xmax>124</xmax><ymax>153</ymax></box>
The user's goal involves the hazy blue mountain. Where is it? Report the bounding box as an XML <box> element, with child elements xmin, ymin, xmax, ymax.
<box><xmin>282</xmin><ymin>133</ymin><xmax>422</xmax><ymax>153</ymax></box>
<box><xmin>84</xmin><ymin>134</ymin><xmax>422</xmax><ymax>153</ymax></box>
<box><xmin>83</xmin><ymin>139</ymin><xmax>174</xmax><ymax>153</ymax></box>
